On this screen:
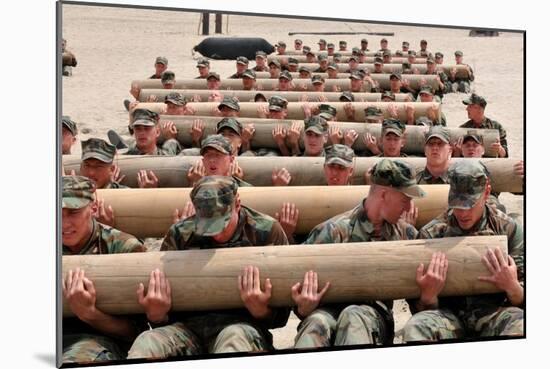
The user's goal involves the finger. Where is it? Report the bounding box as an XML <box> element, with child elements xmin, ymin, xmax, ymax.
<box><xmin>442</xmin><ymin>257</ymin><xmax>449</xmax><ymax>281</ymax></box>
<box><xmin>265</xmin><ymin>278</ymin><xmax>272</xmax><ymax>297</ymax></box>
<box><xmin>291</xmin><ymin>282</ymin><xmax>302</xmax><ymax>300</ymax></box>
<box><xmin>148</xmin><ymin>270</ymin><xmax>155</xmax><ymax>297</ymax></box>
<box><xmin>477</xmin><ymin>275</ymin><xmax>495</xmax><ymax>283</ymax></box>
<box><xmin>416</xmin><ymin>263</ymin><xmax>425</xmax><ymax>281</ymax></box>
<box><xmin>482</xmin><ymin>254</ymin><xmax>497</xmax><ymax>275</ymax></box>
<box><xmin>433</xmin><ymin>252</ymin><xmax>441</xmax><ymax>276</ymax></box>
<box><xmin>137</xmin><ymin>283</ymin><xmax>145</xmax><ymax>304</ymax></box>
<box><xmin>150</xmin><ymin>171</ymin><xmax>159</xmax><ymax>181</ymax></box>
<box><xmin>253</xmin><ymin>266</ymin><xmax>261</xmax><ymax>292</ymax></box>
<box><xmin>487</xmin><ymin>249</ymin><xmax>501</xmax><ymax>272</ymax></box>
<box><xmin>507</xmin><ymin>255</ymin><xmax>516</xmax><ymax>267</ymax></box>
<box><xmin>312</xmin><ymin>271</ymin><xmax>319</xmax><ymax>294</ymax></box>
<box><xmin>302</xmin><ymin>271</ymin><xmax>310</xmax><ymax>296</ymax></box>
<box><xmin>159</xmin><ymin>270</ymin><xmax>167</xmax><ymax>295</ymax></box>
<box><xmin>82</xmin><ymin>277</ymin><xmax>95</xmax><ymax>293</ymax></box>
<box><xmin>154</xmin><ymin>269</ymin><xmax>161</xmax><ymax>295</ymax></box>
<box><xmin>428</xmin><ymin>253</ymin><xmax>436</xmax><ymax>274</ymax></box>
<box><xmin>318</xmin><ymin>281</ymin><xmax>330</xmax><ymax>299</ymax></box>
<box><xmin>274</xmin><ymin>212</ymin><xmax>280</xmax><ymax>221</ymax></box>
<box><xmin>494</xmin><ymin>247</ymin><xmax>506</xmax><ymax>268</ymax></box>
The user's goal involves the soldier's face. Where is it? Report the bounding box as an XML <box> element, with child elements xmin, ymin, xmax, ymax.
<box><xmin>62</xmin><ymin>127</ymin><xmax>76</xmax><ymax>155</ymax></box>
<box><xmin>349</xmin><ymin>60</ymin><xmax>358</xmax><ymax>69</ymax></box>
<box><xmin>288</xmin><ymin>65</ymin><xmax>298</xmax><ymax>73</ymax></box>
<box><xmin>294</xmin><ymin>42</ymin><xmax>301</xmax><ymax>50</ymax></box>
<box><xmin>382</xmin><ymin>133</ymin><xmax>405</xmax><ymax>157</ymax></box>
<box><xmin>269</xmin><ymin>65</ymin><xmax>280</xmax><ymax>78</ymax></box>
<box><xmin>306</xmin><ymin>55</ymin><xmax>316</xmax><ymax>63</ymax></box>
<box><xmin>456</xmin><ymin>55</ymin><xmax>463</xmax><ymax>64</ymax></box>
<box><xmin>381</xmin><ymin>188</ymin><xmax>411</xmax><ymax>224</ymax></box>
<box><xmin>80</xmin><ymin>159</ymin><xmax>114</xmax><ymax>189</ymax></box>
<box><xmin>166</xmin><ymin>102</ymin><xmax>185</xmax><ymax>115</ymax></box>
<box><xmin>419</xmin><ymin>92</ymin><xmax>433</xmax><ymax>103</ymax></box>
<box><xmin>134</xmin><ymin>125</ymin><xmax>159</xmax><ymax>150</ymax></box>
<box><xmin>278</xmin><ymin>79</ymin><xmax>291</xmax><ymax>91</ymax></box>
<box><xmin>420</xmin><ymin>42</ymin><xmax>427</xmax><ymax>50</ymax></box>
<box><xmin>236</xmin><ymin>63</ymin><xmax>248</xmax><ymax>74</ymax></box>
<box><xmin>328</xmin><ymin>69</ymin><xmax>338</xmax><ymax>78</ymax></box>
<box><xmin>324</xmin><ymin>163</ymin><xmax>353</xmax><ymax>185</ymax></box>
<box><xmin>425</xmin><ymin>138</ymin><xmax>452</xmax><ymax>166</ymax></box>
<box><xmin>427</xmin><ymin>63</ymin><xmax>436</xmax><ymax>73</ymax></box>
<box><xmin>220</xmin><ymin>106</ymin><xmax>239</xmax><ymax>117</ymax></box>
<box><xmin>304</xmin><ymin>131</ymin><xmax>326</xmax><ymax>156</ymax></box>
<box><xmin>219</xmin><ymin>128</ymin><xmax>242</xmax><ymax>155</ymax></box>
<box><xmin>452</xmin><ymin>186</ymin><xmax>489</xmax><ymax>231</ymax></box>
<box><xmin>374</xmin><ymin>64</ymin><xmax>383</xmax><ymax>73</ymax></box>
<box><xmin>62</xmin><ymin>203</ymin><xmax>96</xmax><ymax>248</ymax></box>
<box><xmin>256</xmin><ymin>57</ymin><xmax>266</xmax><ymax>67</ymax></box>
<box><xmin>269</xmin><ymin>110</ymin><xmax>286</xmax><ymax>120</ymax></box>
<box><xmin>277</xmin><ymin>46</ymin><xmax>285</xmax><ymax>54</ymax></box>
<box><xmin>435</xmin><ymin>57</ymin><xmax>443</xmax><ymax>64</ymax></box>
<box><xmin>461</xmin><ymin>139</ymin><xmax>485</xmax><ymax>158</ymax></box>
<box><xmin>350</xmin><ymin>79</ymin><xmax>363</xmax><ymax>92</ymax></box>
<box><xmin>207</xmin><ymin>78</ymin><xmax>221</xmax><ymax>90</ymax></box>
<box><xmin>242</xmin><ymin>77</ymin><xmax>256</xmax><ymax>90</ymax></box>
<box><xmin>381</xmin><ymin>41</ymin><xmax>388</xmax><ymax>49</ymax></box>
<box><xmin>299</xmin><ymin>71</ymin><xmax>310</xmax><ymax>79</ymax></box>
<box><xmin>202</xmin><ymin>148</ymin><xmax>233</xmax><ymax>176</ymax></box>
<box><xmin>408</xmin><ymin>56</ymin><xmax>415</xmax><ymax>63</ymax></box>
<box><xmin>320</xmin><ymin>60</ymin><xmax>328</xmax><ymax>68</ymax></box>
<box><xmin>390</xmin><ymin>78</ymin><xmax>401</xmax><ymax>91</ymax></box>
<box><xmin>383</xmin><ymin>56</ymin><xmax>391</xmax><ymax>63</ymax></box>
<box><xmin>466</xmin><ymin>104</ymin><xmax>485</xmax><ymax>121</ymax></box>
<box><xmin>313</xmin><ymin>83</ymin><xmax>324</xmax><ymax>92</ymax></box>
<box><xmin>198</xmin><ymin>66</ymin><xmax>209</xmax><ymax>77</ymax></box>
<box><xmin>155</xmin><ymin>63</ymin><xmax>167</xmax><ymax>75</ymax></box>
<box><xmin>162</xmin><ymin>81</ymin><xmax>175</xmax><ymax>89</ymax></box>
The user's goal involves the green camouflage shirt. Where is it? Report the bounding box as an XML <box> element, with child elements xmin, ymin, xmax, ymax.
<box><xmin>416</xmin><ymin>204</ymin><xmax>524</xmax><ymax>314</ymax></box>
<box><xmin>416</xmin><ymin>167</ymin><xmax>450</xmax><ymax>185</ymax></box>
<box><xmin>161</xmin><ymin>206</ymin><xmax>290</xmax><ymax>331</ymax></box>
<box><xmin>460</xmin><ymin>117</ymin><xmax>508</xmax><ymax>157</ymax></box>
<box><xmin>104</xmin><ymin>181</ymin><xmax>129</xmax><ymax>189</ymax></box>
<box><xmin>126</xmin><ymin>138</ymin><xmax>182</xmax><ymax>156</ymax></box>
<box><xmin>62</xmin><ymin>219</ymin><xmax>145</xmax><ymax>255</ymax></box>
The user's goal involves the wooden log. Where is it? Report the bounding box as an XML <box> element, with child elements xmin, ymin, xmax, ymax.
<box><xmin>291</xmin><ymin>63</ymin><xmax>471</xmax><ymax>79</ymax></box>
<box><xmin>138</xmin><ymin>89</ymin><xmax>413</xmax><ymax>103</ymax></box>
<box><xmin>130</xmin><ymin>75</ymin><xmax>441</xmax><ymax>92</ymax></box>
<box><xmin>134</xmin><ymin>101</ymin><xmax>441</xmax><ymax>123</ymax></box>
<box><xmin>62</xmin><ymin>235</ymin><xmax>508</xmax><ymax>316</ymax></box>
<box><xmin>268</xmin><ymin>55</ymin><xmax>426</xmax><ymax>64</ymax></box>
<box><xmin>86</xmin><ymin>185</ymin><xmax>447</xmax><ymax>238</ymax></box>
<box><xmin>63</xmin><ymin>156</ymin><xmax>520</xmax><ymax>194</ymax></box>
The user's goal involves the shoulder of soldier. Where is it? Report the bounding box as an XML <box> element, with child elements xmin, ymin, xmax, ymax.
<box><xmin>125</xmin><ymin>146</ymin><xmax>141</xmax><ymax>155</ymax></box>
<box><xmin>98</xmin><ymin>223</ymin><xmax>145</xmax><ymax>253</ymax></box>
<box><xmin>459</xmin><ymin>120</ymin><xmax>473</xmax><ymax>128</ymax></box>
<box><xmin>395</xmin><ymin>219</ymin><xmax>419</xmax><ymax>240</ymax></box>
<box><xmin>418</xmin><ymin>212</ymin><xmax>449</xmax><ymax>239</ymax></box>
<box><xmin>304</xmin><ymin>209</ymin><xmax>355</xmax><ymax>244</ymax></box>
<box><xmin>106</xmin><ymin>181</ymin><xmax>129</xmax><ymax>189</ymax></box>
<box><xmin>165</xmin><ymin>218</ymin><xmax>195</xmax><ymax>248</ymax></box>
<box><xmin>486</xmin><ymin>205</ymin><xmax>520</xmax><ymax>236</ymax></box>
<box><xmin>234</xmin><ymin>176</ymin><xmax>253</xmax><ymax>187</ymax></box>
<box><xmin>485</xmin><ymin>117</ymin><xmax>504</xmax><ymax>129</ymax></box>
<box><xmin>242</xmin><ymin>206</ymin><xmax>277</xmax><ymax>233</ymax></box>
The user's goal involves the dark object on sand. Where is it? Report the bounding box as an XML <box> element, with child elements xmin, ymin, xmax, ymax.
<box><xmin>193</xmin><ymin>37</ymin><xmax>275</xmax><ymax>60</ymax></box>
<box><xmin>469</xmin><ymin>29</ymin><xmax>500</xmax><ymax>37</ymax></box>
<box><xmin>288</xmin><ymin>32</ymin><xmax>394</xmax><ymax>36</ymax></box>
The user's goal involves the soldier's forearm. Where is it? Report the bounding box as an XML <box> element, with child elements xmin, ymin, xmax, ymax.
<box><xmin>82</xmin><ymin>308</ymin><xmax>139</xmax><ymax>342</ymax></box>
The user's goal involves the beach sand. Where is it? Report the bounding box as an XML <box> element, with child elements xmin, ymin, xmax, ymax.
<box><xmin>62</xmin><ymin>4</ymin><xmax>524</xmax><ymax>349</ymax></box>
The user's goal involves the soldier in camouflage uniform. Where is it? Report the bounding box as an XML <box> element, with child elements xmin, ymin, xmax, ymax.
<box><xmin>241</xmin><ymin>69</ymin><xmax>258</xmax><ymax>91</ymax></box>
<box><xmin>323</xmin><ymin>144</ymin><xmax>355</xmax><ymax>186</ymax></box>
<box><xmin>417</xmin><ymin>86</ymin><xmax>447</xmax><ymax>126</ymax></box>
<box><xmin>160</xmin><ymin>71</ymin><xmax>176</xmax><ymax>89</ymax></box>
<box><xmin>424</xmin><ymin>56</ymin><xmax>448</xmax><ymax>98</ymax></box>
<box><xmin>126</xmin><ymin>115</ymin><xmax>181</xmax><ymax>156</ymax></box>
<box><xmin>287</xmin><ymin>115</ymin><xmax>329</xmax><ymax>157</ymax></box>
<box><xmin>62</xmin><ymin>116</ymin><xmax>78</xmax><ymax>155</ymax></box>
<box><xmin>195</xmin><ymin>58</ymin><xmax>210</xmax><ymax>79</ymax></box>
<box><xmin>403</xmin><ymin>160</ymin><xmax>524</xmax><ymax>341</ymax></box>
<box><xmin>315</xmin><ymin>54</ymin><xmax>329</xmax><ymax>73</ymax></box>
<box><xmin>460</xmin><ymin>94</ymin><xmax>508</xmax><ymax>157</ymax></box>
<box><xmin>268</xmin><ymin>59</ymin><xmax>282</xmax><ymax>79</ymax></box>
<box><xmin>229</xmin><ymin>56</ymin><xmax>249</xmax><ymax>79</ymax></box>
<box><xmin>62</xmin><ymin>176</ymin><xmax>146</xmax><ymax>364</ymax></box>
<box><xmin>292</xmin><ymin>159</ymin><xmax>425</xmax><ymax>349</ymax></box>
<box><xmin>253</xmin><ymin>51</ymin><xmax>269</xmax><ymax>72</ymax></box>
<box><xmin>164</xmin><ymin>91</ymin><xmax>191</xmax><ymax>116</ymax></box>
<box><xmin>149</xmin><ymin>56</ymin><xmax>168</xmax><ymax>79</ymax></box>
<box><xmin>377</xmin><ymin>119</ymin><xmax>408</xmax><ymax>158</ymax></box>
<box><xmin>449</xmin><ymin>50</ymin><xmax>475</xmax><ymax>93</ymax></box>
<box><xmin>62</xmin><ymin>38</ymin><xmax>78</xmax><ymax>77</ymax></box>
<box><xmin>419</xmin><ymin>39</ymin><xmax>431</xmax><ymax>57</ymax></box>
<box><xmin>127</xmin><ymin>176</ymin><xmax>290</xmax><ymax>358</ymax></box>
<box><xmin>416</xmin><ymin>126</ymin><xmax>452</xmax><ymax>185</ymax></box>
<box><xmin>79</xmin><ymin>138</ymin><xmax>127</xmax><ymax>190</ymax></box>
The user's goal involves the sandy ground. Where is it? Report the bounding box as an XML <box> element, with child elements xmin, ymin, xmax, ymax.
<box><xmin>62</xmin><ymin>4</ymin><xmax>524</xmax><ymax>349</ymax></box>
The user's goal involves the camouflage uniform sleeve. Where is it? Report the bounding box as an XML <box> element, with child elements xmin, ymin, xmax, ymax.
<box><xmin>160</xmin><ymin>224</ymin><xmax>180</xmax><ymax>251</ymax></box>
<box><xmin>303</xmin><ymin>221</ymin><xmax>344</xmax><ymax>244</ymax></box>
<box><xmin>267</xmin><ymin>221</ymin><xmax>289</xmax><ymax>246</ymax></box>
<box><xmin>508</xmin><ymin>221</ymin><xmax>524</xmax><ymax>287</ymax></box>
<box><xmin>161</xmin><ymin>138</ymin><xmax>182</xmax><ymax>155</ymax></box>
<box><xmin>104</xmin><ymin>227</ymin><xmax>146</xmax><ymax>253</ymax></box>
<box><xmin>495</xmin><ymin>121</ymin><xmax>509</xmax><ymax>157</ymax></box>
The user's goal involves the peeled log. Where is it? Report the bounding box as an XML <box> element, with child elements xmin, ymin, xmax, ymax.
<box><xmin>138</xmin><ymin>89</ymin><xmax>412</xmax><ymax>103</ymax></box>
<box><xmin>62</xmin><ymin>156</ymin><xmax>521</xmax><ymax>194</ymax></box>
<box><xmin>134</xmin><ymin>101</ymin><xmax>441</xmax><ymax>123</ymax></box>
<box><xmin>62</xmin><ymin>235</ymin><xmax>507</xmax><ymax>316</ymax></box>
<box><xmin>268</xmin><ymin>55</ymin><xmax>425</xmax><ymax>64</ymax></box>
<box><xmin>90</xmin><ymin>185</ymin><xmax>448</xmax><ymax>238</ymax></box>
<box><xmin>293</xmin><ymin>64</ymin><xmax>472</xmax><ymax>79</ymax></box>
<box><xmin>131</xmin><ymin>75</ymin><xmax>440</xmax><ymax>92</ymax></box>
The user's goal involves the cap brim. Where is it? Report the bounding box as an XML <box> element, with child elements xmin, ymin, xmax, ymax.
<box><xmin>193</xmin><ymin>209</ymin><xmax>233</xmax><ymax>236</ymax></box>
<box><xmin>269</xmin><ymin>105</ymin><xmax>283</xmax><ymax>111</ymax></box>
<box><xmin>132</xmin><ymin>119</ymin><xmax>156</xmax><ymax>127</ymax></box>
<box><xmin>305</xmin><ymin>127</ymin><xmax>324</xmax><ymax>135</ymax></box>
<box><xmin>218</xmin><ymin>103</ymin><xmax>239</xmax><ymax>111</ymax></box>
<box><xmin>82</xmin><ymin>152</ymin><xmax>113</xmax><ymax>163</ymax></box>
<box><xmin>325</xmin><ymin>157</ymin><xmax>353</xmax><ymax>168</ymax></box>
<box><xmin>166</xmin><ymin>99</ymin><xmax>185</xmax><ymax>106</ymax></box>
<box><xmin>217</xmin><ymin>124</ymin><xmax>241</xmax><ymax>136</ymax></box>
<box><xmin>236</xmin><ymin>61</ymin><xmax>248</xmax><ymax>65</ymax></box>
<box><xmin>425</xmin><ymin>134</ymin><xmax>450</xmax><ymax>144</ymax></box>
<box><xmin>383</xmin><ymin>128</ymin><xmax>403</xmax><ymax>137</ymax></box>
<box><xmin>448</xmin><ymin>190</ymin><xmax>483</xmax><ymax>209</ymax></box>
<box><xmin>62</xmin><ymin>197</ymin><xmax>92</xmax><ymax>209</ymax></box>
<box><xmin>463</xmin><ymin>135</ymin><xmax>482</xmax><ymax>144</ymax></box>
<box><xmin>398</xmin><ymin>185</ymin><xmax>427</xmax><ymax>199</ymax></box>
<box><xmin>319</xmin><ymin>113</ymin><xmax>334</xmax><ymax>120</ymax></box>
<box><xmin>200</xmin><ymin>143</ymin><xmax>231</xmax><ymax>155</ymax></box>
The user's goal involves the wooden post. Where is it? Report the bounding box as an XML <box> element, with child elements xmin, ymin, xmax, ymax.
<box><xmin>62</xmin><ymin>235</ymin><xmax>508</xmax><ymax>316</ymax></box>
<box><xmin>201</xmin><ymin>12</ymin><xmax>210</xmax><ymax>35</ymax></box>
<box><xmin>215</xmin><ymin>13</ymin><xmax>222</xmax><ymax>34</ymax></box>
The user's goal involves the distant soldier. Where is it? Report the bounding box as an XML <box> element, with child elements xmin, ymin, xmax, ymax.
<box><xmin>387</xmin><ymin>72</ymin><xmax>415</xmax><ymax>98</ymax></box>
<box><xmin>373</xmin><ymin>57</ymin><xmax>384</xmax><ymax>74</ymax></box>
<box><xmin>229</xmin><ymin>56</ymin><xmax>249</xmax><ymax>79</ymax></box>
<box><xmin>206</xmin><ymin>72</ymin><xmax>221</xmax><ymax>90</ymax></box>
<box><xmin>305</xmin><ymin>49</ymin><xmax>317</xmax><ymax>63</ymax></box>
<box><xmin>382</xmin><ymin>49</ymin><xmax>392</xmax><ymax>64</ymax></box>
<box><xmin>62</xmin><ymin>176</ymin><xmax>145</xmax><ymax>364</ymax></box>
<box><xmin>311</xmin><ymin>75</ymin><xmax>326</xmax><ymax>93</ymax></box>
<box><xmin>241</xmin><ymin>69</ymin><xmax>258</xmax><ymax>91</ymax></box>
<box><xmin>293</xmin><ymin>159</ymin><xmax>425</xmax><ymax>349</ymax></box>
<box><xmin>62</xmin><ymin>38</ymin><xmax>78</xmax><ymax>76</ymax></box>
<box><xmin>294</xmin><ymin>39</ymin><xmax>303</xmax><ymax>51</ymax></box>
<box><xmin>276</xmin><ymin>70</ymin><xmax>294</xmax><ymax>91</ymax></box>
<box><xmin>424</xmin><ymin>56</ymin><xmax>448</xmax><ymax>97</ymax></box>
<box><xmin>126</xmin><ymin>115</ymin><xmax>182</xmax><ymax>159</ymax></box>
<box><xmin>449</xmin><ymin>50</ymin><xmax>475</xmax><ymax>93</ymax></box>
<box><xmin>276</xmin><ymin>41</ymin><xmax>287</xmax><ymax>55</ymax></box>
<box><xmin>195</xmin><ymin>58</ymin><xmax>210</xmax><ymax>79</ymax></box>
<box><xmin>403</xmin><ymin>160</ymin><xmax>524</xmax><ymax>342</ymax></box>
<box><xmin>299</xmin><ymin>66</ymin><xmax>312</xmax><ymax>79</ymax></box>
<box><xmin>79</xmin><ymin>138</ymin><xmax>127</xmax><ymax>190</ymax></box>
<box><xmin>160</xmin><ymin>71</ymin><xmax>176</xmax><ymax>89</ymax></box>
<box><xmin>416</xmin><ymin>126</ymin><xmax>452</xmax><ymax>184</ymax></box>
<box><xmin>402</xmin><ymin>41</ymin><xmax>410</xmax><ymax>53</ymax></box>
<box><xmin>379</xmin><ymin>38</ymin><xmax>389</xmax><ymax>52</ymax></box>
<box><xmin>327</xmin><ymin>43</ymin><xmax>336</xmax><ymax>56</ymax></box>
<box><xmin>318</xmin><ymin>39</ymin><xmax>328</xmax><ymax>51</ymax></box>
<box><xmin>149</xmin><ymin>56</ymin><xmax>168</xmax><ymax>79</ymax></box>
<box><xmin>434</xmin><ymin>52</ymin><xmax>444</xmax><ymax>65</ymax></box>
<box><xmin>419</xmin><ymin>39</ymin><xmax>431</xmax><ymax>57</ymax></box>
<box><xmin>287</xmin><ymin>58</ymin><xmax>299</xmax><ymax>73</ymax></box>
<box><xmin>268</xmin><ymin>59</ymin><xmax>282</xmax><ymax>79</ymax></box>
<box><xmin>327</xmin><ymin>63</ymin><xmax>339</xmax><ymax>79</ymax></box>
<box><xmin>417</xmin><ymin>85</ymin><xmax>447</xmax><ymax>126</ymax></box>
<box><xmin>315</xmin><ymin>54</ymin><xmax>329</xmax><ymax>73</ymax></box>
<box><xmin>61</xmin><ymin>116</ymin><xmax>78</xmax><ymax>155</ymax></box>
<box><xmin>339</xmin><ymin>40</ymin><xmax>348</xmax><ymax>52</ymax></box>
<box><xmin>253</xmin><ymin>51</ymin><xmax>269</xmax><ymax>72</ymax></box>
<box><xmin>360</xmin><ymin>38</ymin><xmax>369</xmax><ymax>52</ymax></box>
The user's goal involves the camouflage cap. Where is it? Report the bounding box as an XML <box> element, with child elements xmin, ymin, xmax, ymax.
<box><xmin>419</xmin><ymin>85</ymin><xmax>434</xmax><ymax>96</ymax></box>
<box><xmin>165</xmin><ymin>91</ymin><xmax>187</xmax><ymax>105</ymax></box>
<box><xmin>295</xmin><ymin>39</ymin><xmax>303</xmax><ymax>45</ymax></box>
<box><xmin>155</xmin><ymin>56</ymin><xmax>168</xmax><ymax>65</ymax></box>
<box><xmin>196</xmin><ymin>58</ymin><xmax>210</xmax><ymax>68</ymax></box>
<box><xmin>402</xmin><ymin>41</ymin><xmax>409</xmax><ymax>47</ymax></box>
<box><xmin>382</xmin><ymin>49</ymin><xmax>391</xmax><ymax>57</ymax></box>
<box><xmin>161</xmin><ymin>71</ymin><xmax>176</xmax><ymax>83</ymax></box>
<box><xmin>374</xmin><ymin>57</ymin><xmax>384</xmax><ymax>65</ymax></box>
<box><xmin>340</xmin><ymin>91</ymin><xmax>355</xmax><ymax>102</ymax></box>
<box><xmin>200</xmin><ymin>134</ymin><xmax>233</xmax><ymax>156</ymax></box>
<box><xmin>382</xmin><ymin>118</ymin><xmax>406</xmax><ymax>137</ymax></box>
<box><xmin>370</xmin><ymin>159</ymin><xmax>426</xmax><ymax>198</ymax></box>
<box><xmin>279</xmin><ymin>70</ymin><xmax>293</xmax><ymax>81</ymax></box>
<box><xmin>462</xmin><ymin>93</ymin><xmax>487</xmax><ymax>108</ymax></box>
<box><xmin>365</xmin><ymin>106</ymin><xmax>383</xmax><ymax>118</ymax></box>
<box><xmin>415</xmin><ymin>116</ymin><xmax>433</xmax><ymax>127</ymax></box>
<box><xmin>374</xmin><ymin>52</ymin><xmax>383</xmax><ymax>57</ymax></box>
<box><xmin>455</xmin><ymin>50</ymin><xmax>464</xmax><ymax>57</ymax></box>
<box><xmin>381</xmin><ymin>38</ymin><xmax>388</xmax><ymax>43</ymax></box>
<box><xmin>132</xmin><ymin>116</ymin><xmax>157</xmax><ymax>127</ymax></box>
<box><xmin>62</xmin><ymin>116</ymin><xmax>78</xmax><ymax>136</ymax></box>
<box><xmin>311</xmin><ymin>75</ymin><xmax>325</xmax><ymax>84</ymax></box>
<box><xmin>333</xmin><ymin>52</ymin><xmax>342</xmax><ymax>59</ymax></box>
<box><xmin>62</xmin><ymin>175</ymin><xmax>96</xmax><ymax>209</ymax></box>
<box><xmin>327</xmin><ymin>62</ymin><xmax>338</xmax><ymax>70</ymax></box>
<box><xmin>395</xmin><ymin>50</ymin><xmax>404</xmax><ymax>57</ymax></box>
<box><xmin>390</xmin><ymin>72</ymin><xmax>402</xmax><ymax>81</ymax></box>
<box><xmin>302</xmin><ymin>45</ymin><xmax>311</xmax><ymax>53</ymax></box>
<box><xmin>236</xmin><ymin>56</ymin><xmax>249</xmax><ymax>65</ymax></box>
<box><xmin>327</xmin><ymin>43</ymin><xmax>335</xmax><ymax>49</ymax></box>
<box><xmin>190</xmin><ymin>176</ymin><xmax>238</xmax><ymax>236</ymax></box>
<box><xmin>349</xmin><ymin>55</ymin><xmax>359</xmax><ymax>63</ymax></box>
<box><xmin>318</xmin><ymin>53</ymin><xmax>328</xmax><ymax>61</ymax></box>
<box><xmin>463</xmin><ymin>130</ymin><xmax>483</xmax><ymax>144</ymax></box>
<box><xmin>339</xmin><ymin>40</ymin><xmax>347</xmax><ymax>46</ymax></box>
<box><xmin>299</xmin><ymin>66</ymin><xmax>311</xmax><ymax>74</ymax></box>
<box><xmin>420</xmin><ymin>39</ymin><xmax>428</xmax><ymax>45</ymax></box>
<box><xmin>81</xmin><ymin>138</ymin><xmax>116</xmax><ymax>163</ymax></box>
<box><xmin>217</xmin><ymin>117</ymin><xmax>243</xmax><ymax>136</ymax></box>
<box><xmin>268</xmin><ymin>59</ymin><xmax>281</xmax><ymax>68</ymax></box>
<box><xmin>276</xmin><ymin>41</ymin><xmax>286</xmax><ymax>48</ymax></box>
<box><xmin>304</xmin><ymin>115</ymin><xmax>328</xmax><ymax>134</ymax></box>
<box><xmin>426</xmin><ymin>56</ymin><xmax>436</xmax><ymax>64</ymax></box>
<box><xmin>435</xmin><ymin>52</ymin><xmax>444</xmax><ymax>58</ymax></box>
<box><xmin>381</xmin><ymin>91</ymin><xmax>396</xmax><ymax>101</ymax></box>
<box><xmin>408</xmin><ymin>50</ymin><xmax>417</xmax><ymax>56</ymax></box>
<box><xmin>242</xmin><ymin>69</ymin><xmax>257</xmax><ymax>79</ymax></box>
<box><xmin>361</xmin><ymin>38</ymin><xmax>368</xmax><ymax>43</ymax></box>
<box><xmin>425</xmin><ymin>126</ymin><xmax>451</xmax><ymax>144</ymax></box>
<box><xmin>254</xmin><ymin>92</ymin><xmax>267</xmax><ymax>102</ymax></box>
<box><xmin>132</xmin><ymin>108</ymin><xmax>159</xmax><ymax>122</ymax></box>
<box><xmin>352</xmin><ymin>47</ymin><xmax>360</xmax><ymax>54</ymax></box>
<box><xmin>319</xmin><ymin>104</ymin><xmax>337</xmax><ymax>120</ymax></box>
<box><xmin>349</xmin><ymin>71</ymin><xmax>362</xmax><ymax>80</ymax></box>
<box><xmin>318</xmin><ymin>39</ymin><xmax>327</xmax><ymax>45</ymax></box>
<box><xmin>448</xmin><ymin>160</ymin><xmax>489</xmax><ymax>209</ymax></box>
<box><xmin>218</xmin><ymin>96</ymin><xmax>240</xmax><ymax>111</ymax></box>
<box><xmin>288</xmin><ymin>57</ymin><xmax>299</xmax><ymax>66</ymax></box>
<box><xmin>325</xmin><ymin>144</ymin><xmax>355</xmax><ymax>168</ymax></box>
<box><xmin>206</xmin><ymin>71</ymin><xmax>220</xmax><ymax>81</ymax></box>
<box><xmin>306</xmin><ymin>50</ymin><xmax>315</xmax><ymax>56</ymax></box>
<box><xmin>268</xmin><ymin>95</ymin><xmax>288</xmax><ymax>111</ymax></box>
